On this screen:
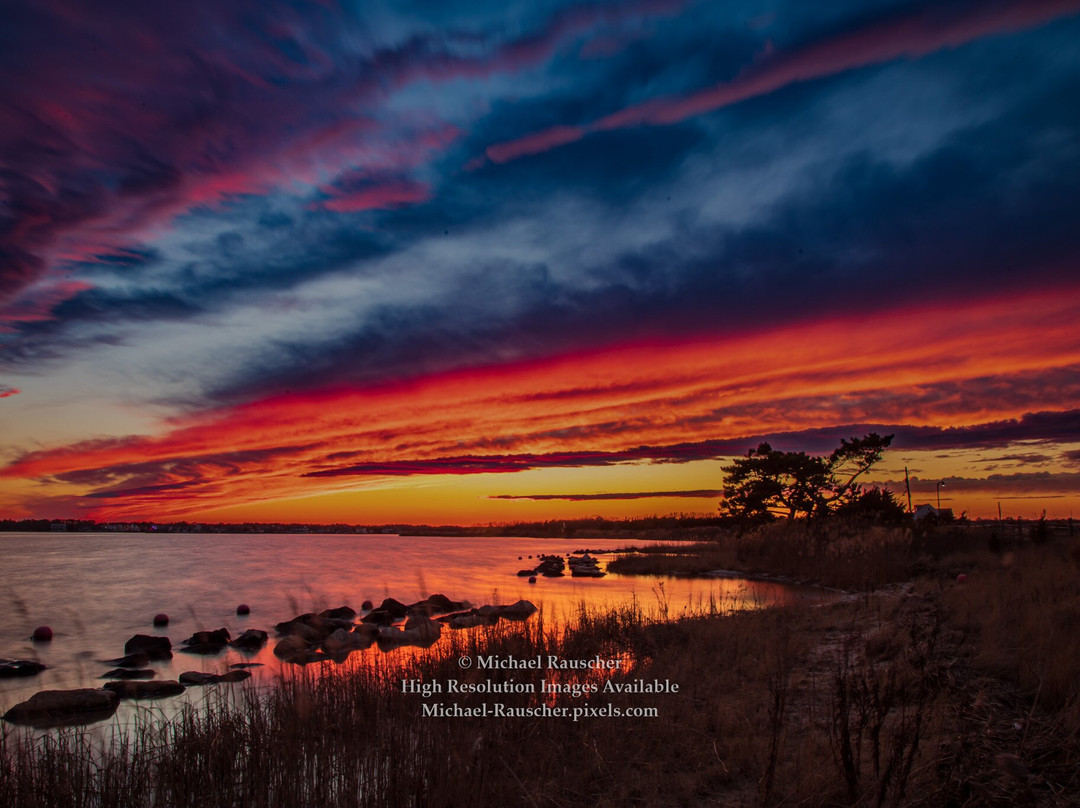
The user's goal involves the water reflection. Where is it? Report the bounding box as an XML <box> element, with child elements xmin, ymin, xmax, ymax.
<box><xmin>1</xmin><ymin>533</ymin><xmax>829</xmax><ymax>724</ymax></box>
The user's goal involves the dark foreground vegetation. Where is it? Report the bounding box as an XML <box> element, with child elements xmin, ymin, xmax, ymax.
<box><xmin>2</xmin><ymin>524</ymin><xmax>1079</xmax><ymax>807</ymax></box>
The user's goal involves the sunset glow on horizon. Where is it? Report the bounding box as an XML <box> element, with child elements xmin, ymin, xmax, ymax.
<box><xmin>2</xmin><ymin>0</ymin><xmax>1079</xmax><ymax>524</ymax></box>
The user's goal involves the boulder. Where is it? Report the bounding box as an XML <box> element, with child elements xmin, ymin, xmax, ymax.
<box><xmin>319</xmin><ymin>606</ymin><xmax>356</xmax><ymax>620</ymax></box>
<box><xmin>101</xmin><ymin>652</ymin><xmax>150</xmax><ymax>668</ymax></box>
<box><xmin>103</xmin><ymin>680</ymin><xmax>185</xmax><ymax>699</ymax></box>
<box><xmin>360</xmin><ymin>609</ymin><xmax>397</xmax><ymax>626</ymax></box>
<box><xmin>230</xmin><ymin>629</ymin><xmax>268</xmax><ymax>651</ymax></box>
<box><xmin>516</xmin><ymin>569</ymin><xmax>537</xmax><ymax>577</ymax></box>
<box><xmin>408</xmin><ymin>594</ymin><xmax>469</xmax><ymax>615</ymax></box>
<box><xmin>276</xmin><ymin>614</ymin><xmax>349</xmax><ymax>641</ymax></box>
<box><xmin>498</xmin><ymin>600</ymin><xmax>538</xmax><ymax>620</ymax></box>
<box><xmin>31</xmin><ymin>626</ymin><xmax>53</xmax><ymax>642</ymax></box>
<box><xmin>439</xmin><ymin>600</ymin><xmax>538</xmax><ymax>628</ymax></box>
<box><xmin>101</xmin><ymin>668</ymin><xmax>155</xmax><ymax>680</ymax></box>
<box><xmin>375</xmin><ymin>597</ymin><xmax>409</xmax><ymax>618</ymax></box>
<box><xmin>285</xmin><ymin>649</ymin><xmax>331</xmax><ymax>665</ymax></box>
<box><xmin>322</xmin><ymin>628</ymin><xmax>374</xmax><ymax>656</ymax></box>
<box><xmin>183</xmin><ymin>628</ymin><xmax>230</xmax><ymax>646</ymax></box>
<box><xmin>273</xmin><ymin>635</ymin><xmax>310</xmax><ymax>659</ymax></box>
<box><xmin>228</xmin><ymin>662</ymin><xmax>263</xmax><ymax>669</ymax></box>
<box><xmin>124</xmin><ymin>634</ymin><xmax>172</xmax><ymax>660</ymax></box>
<box><xmin>0</xmin><ymin>659</ymin><xmax>47</xmax><ymax>678</ymax></box>
<box><xmin>352</xmin><ymin>623</ymin><xmax>380</xmax><ymax>641</ymax></box>
<box><xmin>375</xmin><ymin>618</ymin><xmax>441</xmax><ymax>650</ymax></box>
<box><xmin>276</xmin><ymin>620</ymin><xmax>323</xmax><ymax>643</ymax></box>
<box><xmin>443</xmin><ymin>613</ymin><xmax>496</xmax><ymax>630</ymax></box>
<box><xmin>528</xmin><ymin>576</ymin><xmax>537</xmax><ymax>584</ymax></box>
<box><xmin>3</xmin><ymin>689</ymin><xmax>120</xmax><ymax>728</ymax></box>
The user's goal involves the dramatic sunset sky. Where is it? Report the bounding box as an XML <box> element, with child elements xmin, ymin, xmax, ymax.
<box><xmin>2</xmin><ymin>0</ymin><xmax>1079</xmax><ymax>524</ymax></box>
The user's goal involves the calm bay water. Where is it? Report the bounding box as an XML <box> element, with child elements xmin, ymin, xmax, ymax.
<box><xmin>0</xmin><ymin>532</ymin><xmax>827</xmax><ymax>718</ymax></box>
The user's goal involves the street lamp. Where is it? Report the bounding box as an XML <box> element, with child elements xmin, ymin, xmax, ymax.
<box><xmin>937</xmin><ymin>480</ymin><xmax>945</xmax><ymax>510</ymax></box>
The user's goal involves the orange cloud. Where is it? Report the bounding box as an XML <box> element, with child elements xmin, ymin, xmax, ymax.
<box><xmin>3</xmin><ymin>285</ymin><xmax>1079</xmax><ymax>520</ymax></box>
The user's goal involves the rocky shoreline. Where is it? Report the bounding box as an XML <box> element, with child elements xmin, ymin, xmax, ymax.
<box><xmin>2</xmin><ymin>592</ymin><xmax>538</xmax><ymax>729</ymax></box>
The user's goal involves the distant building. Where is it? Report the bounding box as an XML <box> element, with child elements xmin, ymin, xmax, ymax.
<box><xmin>914</xmin><ymin>504</ymin><xmax>953</xmax><ymax>521</ymax></box>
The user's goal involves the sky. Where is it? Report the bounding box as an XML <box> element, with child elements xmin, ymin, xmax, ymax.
<box><xmin>1</xmin><ymin>0</ymin><xmax>1079</xmax><ymax>525</ymax></box>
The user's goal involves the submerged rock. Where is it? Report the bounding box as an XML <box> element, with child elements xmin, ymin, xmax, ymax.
<box><xmin>319</xmin><ymin>605</ymin><xmax>356</xmax><ymax>620</ymax></box>
<box><xmin>407</xmin><ymin>594</ymin><xmax>470</xmax><ymax>616</ymax></box>
<box><xmin>100</xmin><ymin>668</ymin><xmax>156</xmax><ymax>680</ymax></box>
<box><xmin>183</xmin><ymin>627</ymin><xmax>230</xmax><ymax>646</ymax></box>
<box><xmin>124</xmin><ymin>634</ymin><xmax>172</xmax><ymax>660</ymax></box>
<box><xmin>273</xmin><ymin>634</ymin><xmax>311</xmax><ymax>659</ymax></box>
<box><xmin>3</xmin><ymin>689</ymin><xmax>120</xmax><ymax>728</ymax></box>
<box><xmin>276</xmin><ymin>614</ymin><xmax>351</xmax><ymax>641</ymax></box>
<box><xmin>322</xmin><ymin>628</ymin><xmax>374</xmax><ymax>657</ymax></box>
<box><xmin>0</xmin><ymin>659</ymin><xmax>47</xmax><ymax>678</ymax></box>
<box><xmin>230</xmin><ymin>629</ymin><xmax>268</xmax><ymax>651</ymax></box>
<box><xmin>375</xmin><ymin>597</ymin><xmax>409</xmax><ymax>618</ymax></box>
<box><xmin>178</xmin><ymin>670</ymin><xmax>252</xmax><ymax>686</ymax></box>
<box><xmin>101</xmin><ymin>652</ymin><xmax>150</xmax><ymax>668</ymax></box>
<box><xmin>103</xmin><ymin>680</ymin><xmax>185</xmax><ymax>699</ymax></box>
<box><xmin>375</xmin><ymin>616</ymin><xmax>442</xmax><ymax>650</ymax></box>
<box><xmin>440</xmin><ymin>600</ymin><xmax>539</xmax><ymax>628</ymax></box>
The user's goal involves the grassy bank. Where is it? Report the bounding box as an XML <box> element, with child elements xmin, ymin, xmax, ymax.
<box><xmin>606</xmin><ymin>520</ymin><xmax>1067</xmax><ymax>591</ymax></box>
<box><xmin>2</xmin><ymin>529</ymin><xmax>1079</xmax><ymax>806</ymax></box>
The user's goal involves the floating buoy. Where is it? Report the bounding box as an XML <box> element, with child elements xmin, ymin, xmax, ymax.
<box><xmin>32</xmin><ymin>626</ymin><xmax>53</xmax><ymax>642</ymax></box>
<box><xmin>153</xmin><ymin>613</ymin><xmax>169</xmax><ymax>626</ymax></box>
<box><xmin>236</xmin><ymin>604</ymin><xmax>250</xmax><ymax>616</ymax></box>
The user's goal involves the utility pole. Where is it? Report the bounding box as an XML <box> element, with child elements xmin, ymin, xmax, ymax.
<box><xmin>904</xmin><ymin>467</ymin><xmax>913</xmax><ymax>513</ymax></box>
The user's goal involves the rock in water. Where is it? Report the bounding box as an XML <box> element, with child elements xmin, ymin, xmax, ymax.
<box><xmin>124</xmin><ymin>634</ymin><xmax>172</xmax><ymax>660</ymax></box>
<box><xmin>178</xmin><ymin>670</ymin><xmax>252</xmax><ymax>686</ymax></box>
<box><xmin>230</xmin><ymin>629</ymin><xmax>268</xmax><ymax>651</ymax></box>
<box><xmin>0</xmin><ymin>659</ymin><xmax>47</xmax><ymax>678</ymax></box>
<box><xmin>273</xmin><ymin>634</ymin><xmax>310</xmax><ymax>659</ymax></box>
<box><xmin>183</xmin><ymin>628</ymin><xmax>230</xmax><ymax>645</ymax></box>
<box><xmin>3</xmin><ymin>689</ymin><xmax>120</xmax><ymax>728</ymax></box>
<box><xmin>32</xmin><ymin>626</ymin><xmax>53</xmax><ymax>642</ymax></box>
<box><xmin>152</xmin><ymin>613</ymin><xmax>169</xmax><ymax>627</ymax></box>
<box><xmin>236</xmin><ymin>604</ymin><xmax>250</xmax><ymax>615</ymax></box>
<box><xmin>103</xmin><ymin>680</ymin><xmax>185</xmax><ymax>699</ymax></box>
<box><xmin>100</xmin><ymin>652</ymin><xmax>150</xmax><ymax>668</ymax></box>
<box><xmin>100</xmin><ymin>668</ymin><xmax>156</xmax><ymax>680</ymax></box>
<box><xmin>319</xmin><ymin>606</ymin><xmax>356</xmax><ymax>620</ymax></box>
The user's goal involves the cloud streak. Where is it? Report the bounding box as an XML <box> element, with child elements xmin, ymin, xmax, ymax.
<box><xmin>483</xmin><ymin>0</ymin><xmax>1080</xmax><ymax>164</ymax></box>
